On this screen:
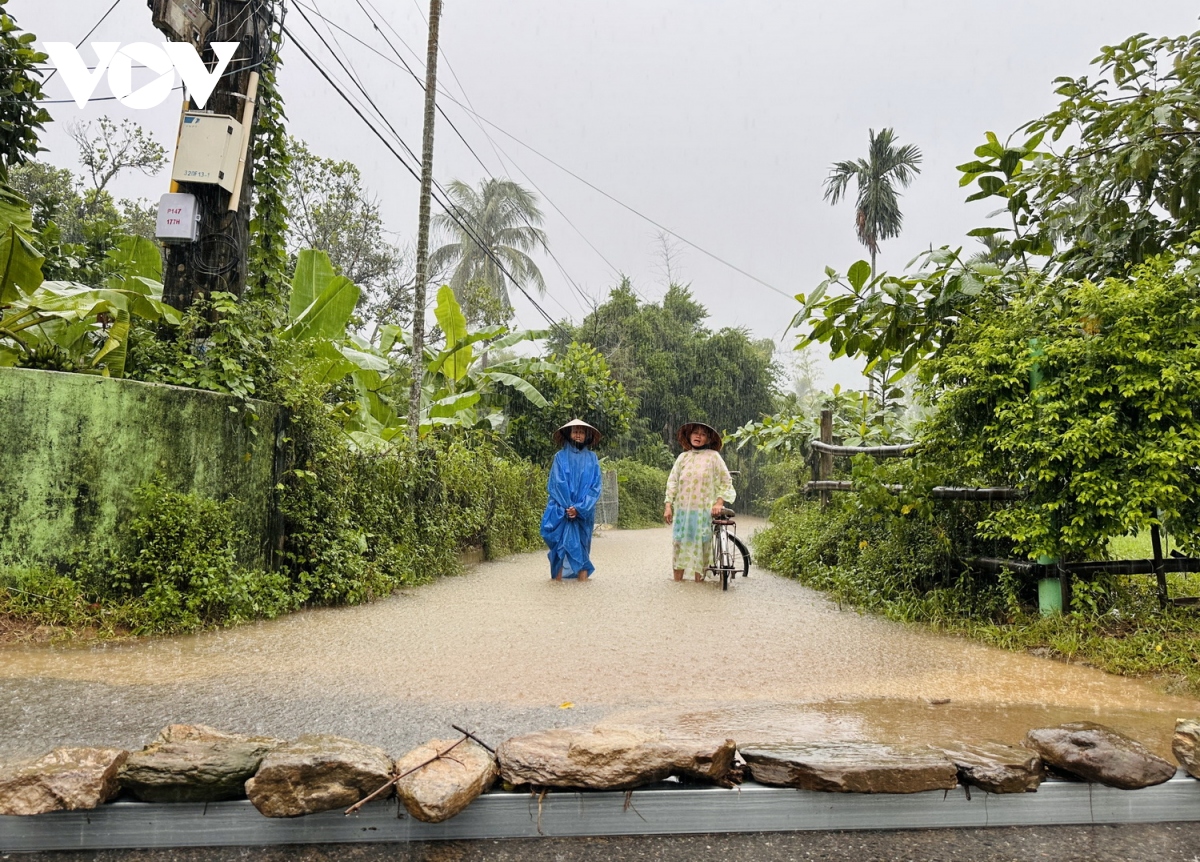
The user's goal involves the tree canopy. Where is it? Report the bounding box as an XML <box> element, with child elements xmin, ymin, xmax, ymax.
<box><xmin>961</xmin><ymin>31</ymin><xmax>1200</xmax><ymax>280</ymax></box>
<box><xmin>429</xmin><ymin>177</ymin><xmax>547</xmax><ymax>326</ymax></box>
<box><xmin>554</xmin><ymin>280</ymin><xmax>778</xmax><ymax>459</ymax></box>
<box><xmin>823</xmin><ymin>127</ymin><xmax>923</xmax><ymax>274</ymax></box>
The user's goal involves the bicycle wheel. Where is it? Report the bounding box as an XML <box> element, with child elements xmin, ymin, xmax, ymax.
<box><xmin>716</xmin><ymin>528</ymin><xmax>733</xmax><ymax>591</ymax></box>
<box><xmin>728</xmin><ymin>534</ymin><xmax>751</xmax><ymax>578</ymax></box>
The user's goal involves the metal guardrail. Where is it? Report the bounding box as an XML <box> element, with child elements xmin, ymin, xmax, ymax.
<box><xmin>3</xmin><ymin>776</ymin><xmax>1198</xmax><ymax>851</ymax></box>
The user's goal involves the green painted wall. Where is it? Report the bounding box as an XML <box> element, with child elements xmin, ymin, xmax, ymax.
<box><xmin>0</xmin><ymin>368</ymin><xmax>282</xmax><ymax>567</ymax></box>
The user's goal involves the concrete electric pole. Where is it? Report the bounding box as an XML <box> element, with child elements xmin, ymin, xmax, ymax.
<box><xmin>157</xmin><ymin>0</ymin><xmax>278</xmax><ymax>311</ymax></box>
<box><xmin>406</xmin><ymin>0</ymin><xmax>443</xmax><ymax>443</ymax></box>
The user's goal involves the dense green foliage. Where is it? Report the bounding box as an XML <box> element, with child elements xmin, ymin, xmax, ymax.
<box><xmin>0</xmin><ymin>423</ymin><xmax>544</xmax><ymax>635</ymax></box>
<box><xmin>755</xmin><ymin>28</ymin><xmax>1200</xmax><ymax>695</ymax></box>
<box><xmin>505</xmin><ymin>341</ymin><xmax>635</xmax><ymax>464</ymax></box>
<box><xmin>603</xmin><ymin>458</ymin><xmax>669</xmax><ymax>529</ymax></box>
<box><xmin>964</xmin><ymin>31</ymin><xmax>1200</xmax><ymax>280</ymax></box>
<box><xmin>247</xmin><ymin>39</ymin><xmax>291</xmax><ymax>306</ymax></box>
<box><xmin>553</xmin><ymin>280</ymin><xmax>779</xmax><ymax>460</ymax></box>
<box><xmin>794</xmin><ymin>31</ymin><xmax>1200</xmax><ymax>387</ymax></box>
<box><xmin>922</xmin><ymin>246</ymin><xmax>1200</xmax><ymax>559</ymax></box>
<box><xmin>0</xmin><ymin>0</ymin><xmax>48</xmax><ymax>172</ymax></box>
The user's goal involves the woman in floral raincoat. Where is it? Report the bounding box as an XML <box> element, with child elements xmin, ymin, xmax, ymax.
<box><xmin>663</xmin><ymin>421</ymin><xmax>735</xmax><ymax>582</ymax></box>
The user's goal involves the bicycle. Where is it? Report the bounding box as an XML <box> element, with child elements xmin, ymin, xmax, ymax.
<box><xmin>707</xmin><ymin>505</ymin><xmax>751</xmax><ymax>591</ymax></box>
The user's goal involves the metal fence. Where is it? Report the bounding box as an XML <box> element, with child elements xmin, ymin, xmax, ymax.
<box><xmin>596</xmin><ymin>469</ymin><xmax>619</xmax><ymax>527</ymax></box>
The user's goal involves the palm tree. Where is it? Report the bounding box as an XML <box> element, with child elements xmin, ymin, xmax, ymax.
<box><xmin>429</xmin><ymin>178</ymin><xmax>548</xmax><ymax>324</ymax></box>
<box><xmin>823</xmin><ymin>128</ymin><xmax>923</xmax><ymax>274</ymax></box>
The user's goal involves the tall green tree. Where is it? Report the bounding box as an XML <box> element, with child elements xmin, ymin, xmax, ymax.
<box><xmin>0</xmin><ymin>0</ymin><xmax>49</xmax><ymax>174</ymax></box>
<box><xmin>284</xmin><ymin>137</ymin><xmax>409</xmax><ymax>322</ymax></box>
<box><xmin>823</xmin><ymin>128</ymin><xmax>923</xmax><ymax>275</ymax></box>
<box><xmin>429</xmin><ymin>178</ymin><xmax>547</xmax><ymax>325</ymax></box>
<box><xmin>555</xmin><ymin>280</ymin><xmax>778</xmax><ymax>459</ymax></box>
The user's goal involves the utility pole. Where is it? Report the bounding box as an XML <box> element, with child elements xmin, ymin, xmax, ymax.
<box><xmin>406</xmin><ymin>0</ymin><xmax>443</xmax><ymax>443</ymax></box>
<box><xmin>160</xmin><ymin>0</ymin><xmax>277</xmax><ymax>311</ymax></box>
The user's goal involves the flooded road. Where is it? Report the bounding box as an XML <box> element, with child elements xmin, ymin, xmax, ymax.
<box><xmin>2</xmin><ymin>520</ymin><xmax>1195</xmax><ymax>759</ymax></box>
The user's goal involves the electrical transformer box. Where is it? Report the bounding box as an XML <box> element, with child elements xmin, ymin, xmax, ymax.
<box><xmin>149</xmin><ymin>0</ymin><xmax>213</xmax><ymax>46</ymax></box>
<box><xmin>171</xmin><ymin>112</ymin><xmax>243</xmax><ymax>193</ymax></box>
<box><xmin>156</xmin><ymin>192</ymin><xmax>200</xmax><ymax>243</ymax></box>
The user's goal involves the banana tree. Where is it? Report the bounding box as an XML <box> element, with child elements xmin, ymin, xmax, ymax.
<box><xmin>279</xmin><ymin>253</ymin><xmax>554</xmax><ymax>445</ymax></box>
<box><xmin>378</xmin><ymin>285</ymin><xmax>553</xmax><ymax>438</ymax></box>
<box><xmin>1</xmin><ymin>184</ymin><xmax>181</xmax><ymax>376</ymax></box>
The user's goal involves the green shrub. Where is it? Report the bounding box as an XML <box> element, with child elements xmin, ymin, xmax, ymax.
<box><xmin>752</xmin><ymin>495</ymin><xmax>1017</xmax><ymax>623</ymax></box>
<box><xmin>1</xmin><ymin>485</ymin><xmax>295</xmax><ymax>636</ymax></box>
<box><xmin>605</xmin><ymin>457</ymin><xmax>668</xmax><ymax>529</ymax></box>
<box><xmin>2</xmin><ymin>424</ymin><xmax>546</xmax><ymax>637</ymax></box>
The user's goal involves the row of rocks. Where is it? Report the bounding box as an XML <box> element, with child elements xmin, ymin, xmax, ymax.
<box><xmin>2</xmin><ymin>719</ymin><xmax>1198</xmax><ymax>821</ymax></box>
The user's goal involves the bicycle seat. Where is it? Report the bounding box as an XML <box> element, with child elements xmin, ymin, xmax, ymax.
<box><xmin>712</xmin><ymin>507</ymin><xmax>736</xmax><ymax>523</ymax></box>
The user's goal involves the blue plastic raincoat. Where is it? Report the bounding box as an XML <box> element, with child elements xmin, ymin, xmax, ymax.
<box><xmin>540</xmin><ymin>444</ymin><xmax>603</xmax><ymax>578</ymax></box>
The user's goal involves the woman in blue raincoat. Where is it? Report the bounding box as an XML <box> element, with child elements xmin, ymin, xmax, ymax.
<box><xmin>541</xmin><ymin>419</ymin><xmax>603</xmax><ymax>581</ymax></box>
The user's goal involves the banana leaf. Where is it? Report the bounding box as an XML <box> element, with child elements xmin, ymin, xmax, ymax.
<box><xmin>104</xmin><ymin>235</ymin><xmax>163</xmax><ymax>283</ymax></box>
<box><xmin>283</xmin><ymin>274</ymin><xmax>360</xmax><ymax>342</ymax></box>
<box><xmin>478</xmin><ymin>370</ymin><xmax>548</xmax><ymax>407</ymax></box>
<box><xmin>0</xmin><ymin>224</ymin><xmax>44</xmax><ymax>305</ymax></box>
<box><xmin>289</xmin><ymin>249</ymin><xmax>338</xmax><ymax>322</ymax></box>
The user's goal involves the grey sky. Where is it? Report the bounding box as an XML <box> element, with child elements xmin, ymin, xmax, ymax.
<box><xmin>19</xmin><ymin>0</ymin><xmax>1200</xmax><ymax>387</ymax></box>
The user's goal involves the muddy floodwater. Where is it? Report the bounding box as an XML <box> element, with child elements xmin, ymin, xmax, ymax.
<box><xmin>2</xmin><ymin>519</ymin><xmax>1196</xmax><ymax>759</ymax></box>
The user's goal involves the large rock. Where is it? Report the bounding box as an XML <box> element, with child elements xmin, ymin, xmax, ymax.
<box><xmin>394</xmin><ymin>738</ymin><xmax>497</xmax><ymax>823</ymax></box>
<box><xmin>119</xmin><ymin>724</ymin><xmax>282</xmax><ymax>803</ymax></box>
<box><xmin>0</xmin><ymin>747</ymin><xmax>128</xmax><ymax>816</ymax></box>
<box><xmin>933</xmin><ymin>742</ymin><xmax>1043</xmax><ymax>794</ymax></box>
<box><xmin>740</xmin><ymin>743</ymin><xmax>958</xmax><ymax>793</ymax></box>
<box><xmin>245</xmin><ymin>735</ymin><xmax>393</xmax><ymax>817</ymax></box>
<box><xmin>1172</xmin><ymin>718</ymin><xmax>1200</xmax><ymax>779</ymax></box>
<box><xmin>1025</xmin><ymin>722</ymin><xmax>1176</xmax><ymax>789</ymax></box>
<box><xmin>497</xmin><ymin>726</ymin><xmax>737</xmax><ymax>790</ymax></box>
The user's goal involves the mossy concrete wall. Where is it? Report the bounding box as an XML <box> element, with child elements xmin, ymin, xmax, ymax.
<box><xmin>0</xmin><ymin>368</ymin><xmax>283</xmax><ymax>567</ymax></box>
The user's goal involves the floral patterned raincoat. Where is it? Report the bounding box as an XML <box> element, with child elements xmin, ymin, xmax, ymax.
<box><xmin>664</xmin><ymin>448</ymin><xmax>736</xmax><ymax>577</ymax></box>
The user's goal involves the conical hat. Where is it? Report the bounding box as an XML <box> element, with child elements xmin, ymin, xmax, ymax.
<box><xmin>678</xmin><ymin>421</ymin><xmax>722</xmax><ymax>452</ymax></box>
<box><xmin>553</xmin><ymin>418</ymin><xmax>601</xmax><ymax>447</ymax></box>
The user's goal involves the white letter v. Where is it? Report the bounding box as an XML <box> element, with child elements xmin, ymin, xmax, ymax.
<box><xmin>41</xmin><ymin>42</ymin><xmax>119</xmax><ymax>108</ymax></box>
<box><xmin>164</xmin><ymin>42</ymin><xmax>240</xmax><ymax>110</ymax></box>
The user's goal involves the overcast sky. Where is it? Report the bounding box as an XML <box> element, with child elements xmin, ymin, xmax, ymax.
<box><xmin>19</xmin><ymin>0</ymin><xmax>1200</xmax><ymax>387</ymax></box>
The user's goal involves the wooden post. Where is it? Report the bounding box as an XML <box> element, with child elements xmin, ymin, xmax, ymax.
<box><xmin>406</xmin><ymin>0</ymin><xmax>443</xmax><ymax>444</ymax></box>
<box><xmin>1151</xmin><ymin>523</ymin><xmax>1168</xmax><ymax>610</ymax></box>
<box><xmin>819</xmin><ymin>409</ymin><xmax>833</xmax><ymax>508</ymax></box>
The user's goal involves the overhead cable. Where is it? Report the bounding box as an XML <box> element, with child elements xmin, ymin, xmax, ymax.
<box><xmin>283</xmin><ymin>24</ymin><xmax>569</xmax><ymax>335</ymax></box>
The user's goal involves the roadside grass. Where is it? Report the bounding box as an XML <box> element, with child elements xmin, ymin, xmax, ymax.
<box><xmin>753</xmin><ymin>504</ymin><xmax>1200</xmax><ymax>697</ymax></box>
<box><xmin>934</xmin><ymin>607</ymin><xmax>1200</xmax><ymax>696</ymax></box>
<box><xmin>0</xmin><ymin>564</ymin><xmax>135</xmax><ymax>643</ymax></box>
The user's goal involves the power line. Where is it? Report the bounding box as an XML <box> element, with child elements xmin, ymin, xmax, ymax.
<box><xmin>282</xmin><ymin>24</ymin><xmax>569</xmax><ymax>335</ymax></box>
<box><xmin>296</xmin><ymin>1</ymin><xmax>619</xmax><ymax>313</ymax></box>
<box><xmin>290</xmin><ymin>5</ymin><xmax>579</xmax><ymax>325</ymax></box>
<box><xmin>344</xmin><ymin>1</ymin><xmax>598</xmax><ymax>316</ymax></box>
<box><xmin>41</xmin><ymin>0</ymin><xmax>126</xmax><ymax>86</ymax></box>
<box><xmin>37</xmin><ymin>86</ymin><xmax>184</xmax><ymax>104</ymax></box>
<box><xmin>283</xmin><ymin>3</ymin><xmax>777</xmax><ymax>303</ymax></box>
